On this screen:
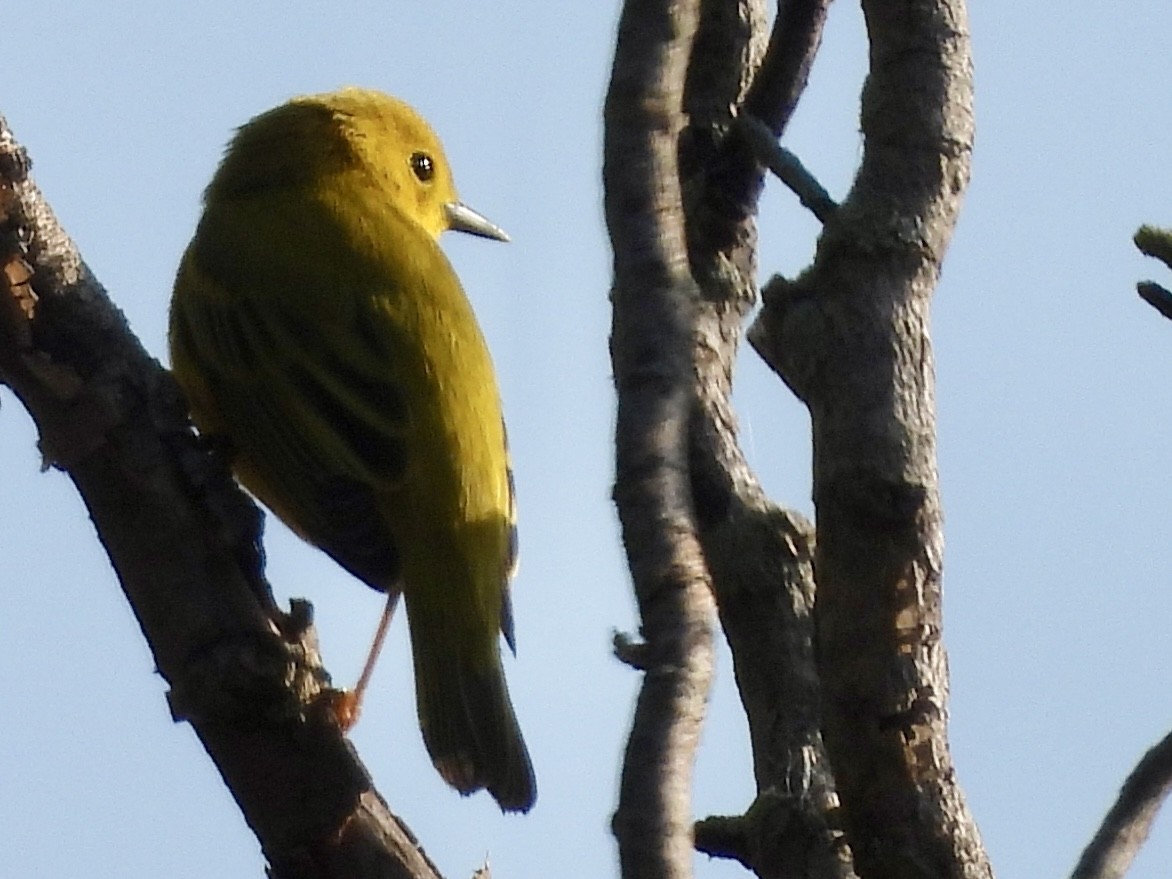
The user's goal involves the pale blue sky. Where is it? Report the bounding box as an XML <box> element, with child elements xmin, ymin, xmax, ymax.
<box><xmin>3</xmin><ymin>3</ymin><xmax>1172</xmax><ymax>877</ymax></box>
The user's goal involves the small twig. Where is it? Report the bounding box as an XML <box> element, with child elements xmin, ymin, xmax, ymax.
<box><xmin>1134</xmin><ymin>225</ymin><xmax>1172</xmax><ymax>268</ymax></box>
<box><xmin>1137</xmin><ymin>282</ymin><xmax>1172</xmax><ymax>321</ymax></box>
<box><xmin>693</xmin><ymin>814</ymin><xmax>753</xmax><ymax>868</ymax></box>
<box><xmin>612</xmin><ymin>631</ymin><xmax>651</xmax><ymax>671</ymax></box>
<box><xmin>1071</xmin><ymin>729</ymin><xmax>1172</xmax><ymax>879</ymax></box>
<box><xmin>1134</xmin><ymin>226</ymin><xmax>1172</xmax><ymax>321</ymax></box>
<box><xmin>737</xmin><ymin>114</ymin><xmax>837</xmax><ymax>222</ymax></box>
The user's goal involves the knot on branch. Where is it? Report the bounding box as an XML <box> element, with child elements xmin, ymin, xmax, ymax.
<box><xmin>167</xmin><ymin>612</ymin><xmax>332</xmax><ymax>727</ymax></box>
<box><xmin>703</xmin><ymin>502</ymin><xmax>814</xmax><ymax>601</ymax></box>
<box><xmin>820</xmin><ymin>468</ymin><xmax>931</xmax><ymax>534</ymax></box>
<box><xmin>696</xmin><ymin>787</ymin><xmax>851</xmax><ymax>879</ymax></box>
<box><xmin>613</xmin><ymin>623</ymin><xmax>713</xmax><ymax>679</ymax></box>
<box><xmin>0</xmin><ymin>278</ymin><xmax>143</xmax><ymax>471</ymax></box>
<box><xmin>613</xmin><ymin>630</ymin><xmax>652</xmax><ymax>670</ymax></box>
<box><xmin>748</xmin><ymin>273</ymin><xmax>827</xmax><ymax>403</ymax></box>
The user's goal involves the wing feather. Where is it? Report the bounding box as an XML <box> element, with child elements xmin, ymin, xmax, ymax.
<box><xmin>172</xmin><ymin>240</ymin><xmax>409</xmax><ymax>588</ymax></box>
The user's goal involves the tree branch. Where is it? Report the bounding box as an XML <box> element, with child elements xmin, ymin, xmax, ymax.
<box><xmin>744</xmin><ymin>0</ymin><xmax>833</xmax><ymax>136</ymax></box>
<box><xmin>1134</xmin><ymin>226</ymin><xmax>1172</xmax><ymax>320</ymax></box>
<box><xmin>737</xmin><ymin>115</ymin><xmax>838</xmax><ymax>223</ymax></box>
<box><xmin>603</xmin><ymin>2</ymin><xmax>718</xmax><ymax>878</ymax></box>
<box><xmin>1137</xmin><ymin>282</ymin><xmax>1172</xmax><ymax>320</ymax></box>
<box><xmin>0</xmin><ymin>115</ymin><xmax>441</xmax><ymax>879</ymax></box>
<box><xmin>748</xmin><ymin>0</ymin><xmax>986</xmax><ymax>876</ymax></box>
<box><xmin>1134</xmin><ymin>225</ymin><xmax>1172</xmax><ymax>268</ymax></box>
<box><xmin>1071</xmin><ymin>730</ymin><xmax>1172</xmax><ymax>879</ymax></box>
<box><xmin>670</xmin><ymin>3</ymin><xmax>855</xmax><ymax>877</ymax></box>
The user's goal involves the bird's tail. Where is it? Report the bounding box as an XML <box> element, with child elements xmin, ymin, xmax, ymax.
<box><xmin>407</xmin><ymin>601</ymin><xmax>536</xmax><ymax>813</ymax></box>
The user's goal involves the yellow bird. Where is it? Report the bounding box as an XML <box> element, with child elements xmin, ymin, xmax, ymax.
<box><xmin>168</xmin><ymin>87</ymin><xmax>535</xmax><ymax>812</ymax></box>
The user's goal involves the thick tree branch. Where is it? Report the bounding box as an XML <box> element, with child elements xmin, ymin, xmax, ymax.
<box><xmin>748</xmin><ymin>0</ymin><xmax>985</xmax><ymax>877</ymax></box>
<box><xmin>603</xmin><ymin>2</ymin><xmax>717</xmax><ymax>878</ymax></box>
<box><xmin>1071</xmin><ymin>730</ymin><xmax>1172</xmax><ymax>879</ymax></box>
<box><xmin>0</xmin><ymin>116</ymin><xmax>440</xmax><ymax>879</ymax></box>
<box><xmin>671</xmin><ymin>3</ymin><xmax>855</xmax><ymax>877</ymax></box>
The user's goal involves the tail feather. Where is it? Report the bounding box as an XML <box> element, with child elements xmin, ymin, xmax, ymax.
<box><xmin>410</xmin><ymin>614</ymin><xmax>536</xmax><ymax>812</ymax></box>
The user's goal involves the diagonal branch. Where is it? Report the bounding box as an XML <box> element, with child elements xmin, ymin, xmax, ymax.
<box><xmin>737</xmin><ymin>115</ymin><xmax>838</xmax><ymax>222</ymax></box>
<box><xmin>1071</xmin><ymin>730</ymin><xmax>1172</xmax><ymax>879</ymax></box>
<box><xmin>744</xmin><ymin>0</ymin><xmax>834</xmax><ymax>136</ymax></box>
<box><xmin>0</xmin><ymin>115</ymin><xmax>440</xmax><ymax>879</ymax></box>
<box><xmin>603</xmin><ymin>2</ymin><xmax>718</xmax><ymax>877</ymax></box>
<box><xmin>1137</xmin><ymin>282</ymin><xmax>1172</xmax><ymax>321</ymax></box>
<box><xmin>1134</xmin><ymin>226</ymin><xmax>1172</xmax><ymax>320</ymax></box>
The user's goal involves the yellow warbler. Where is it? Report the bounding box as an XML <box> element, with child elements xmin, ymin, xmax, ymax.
<box><xmin>168</xmin><ymin>87</ymin><xmax>535</xmax><ymax>812</ymax></box>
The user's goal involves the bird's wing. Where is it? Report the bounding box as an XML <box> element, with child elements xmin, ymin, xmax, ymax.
<box><xmin>171</xmin><ymin>239</ymin><xmax>410</xmax><ymax>589</ymax></box>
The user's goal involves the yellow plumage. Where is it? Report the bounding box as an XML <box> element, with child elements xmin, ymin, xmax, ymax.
<box><xmin>168</xmin><ymin>88</ymin><xmax>535</xmax><ymax>812</ymax></box>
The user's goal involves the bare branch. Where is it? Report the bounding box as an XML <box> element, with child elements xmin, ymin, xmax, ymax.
<box><xmin>1134</xmin><ymin>226</ymin><xmax>1172</xmax><ymax>320</ymax></box>
<box><xmin>737</xmin><ymin>115</ymin><xmax>838</xmax><ymax>222</ymax></box>
<box><xmin>748</xmin><ymin>0</ymin><xmax>986</xmax><ymax>876</ymax></box>
<box><xmin>652</xmin><ymin>3</ymin><xmax>857</xmax><ymax>877</ymax></box>
<box><xmin>1071</xmin><ymin>730</ymin><xmax>1172</xmax><ymax>879</ymax></box>
<box><xmin>696</xmin><ymin>787</ymin><xmax>849</xmax><ymax>879</ymax></box>
<box><xmin>1134</xmin><ymin>225</ymin><xmax>1172</xmax><ymax>268</ymax></box>
<box><xmin>0</xmin><ymin>115</ymin><xmax>441</xmax><ymax>879</ymax></box>
<box><xmin>603</xmin><ymin>2</ymin><xmax>717</xmax><ymax>877</ymax></box>
<box><xmin>1138</xmin><ymin>281</ymin><xmax>1172</xmax><ymax>320</ymax></box>
<box><xmin>744</xmin><ymin>0</ymin><xmax>834</xmax><ymax>136</ymax></box>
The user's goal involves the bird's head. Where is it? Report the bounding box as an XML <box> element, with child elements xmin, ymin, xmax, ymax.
<box><xmin>209</xmin><ymin>87</ymin><xmax>508</xmax><ymax>244</ymax></box>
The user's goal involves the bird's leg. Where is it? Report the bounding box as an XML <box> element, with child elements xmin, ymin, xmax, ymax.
<box><xmin>353</xmin><ymin>589</ymin><xmax>400</xmax><ymax>707</ymax></box>
<box><xmin>331</xmin><ymin>589</ymin><xmax>401</xmax><ymax>731</ymax></box>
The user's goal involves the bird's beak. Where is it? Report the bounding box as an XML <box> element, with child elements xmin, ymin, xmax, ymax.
<box><xmin>445</xmin><ymin>202</ymin><xmax>510</xmax><ymax>242</ymax></box>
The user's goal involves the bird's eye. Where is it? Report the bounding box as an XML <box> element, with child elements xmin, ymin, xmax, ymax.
<box><xmin>410</xmin><ymin>152</ymin><xmax>435</xmax><ymax>183</ymax></box>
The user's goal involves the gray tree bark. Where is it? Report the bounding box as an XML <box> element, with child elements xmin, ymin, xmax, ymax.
<box><xmin>605</xmin><ymin>1</ymin><xmax>989</xmax><ymax>878</ymax></box>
